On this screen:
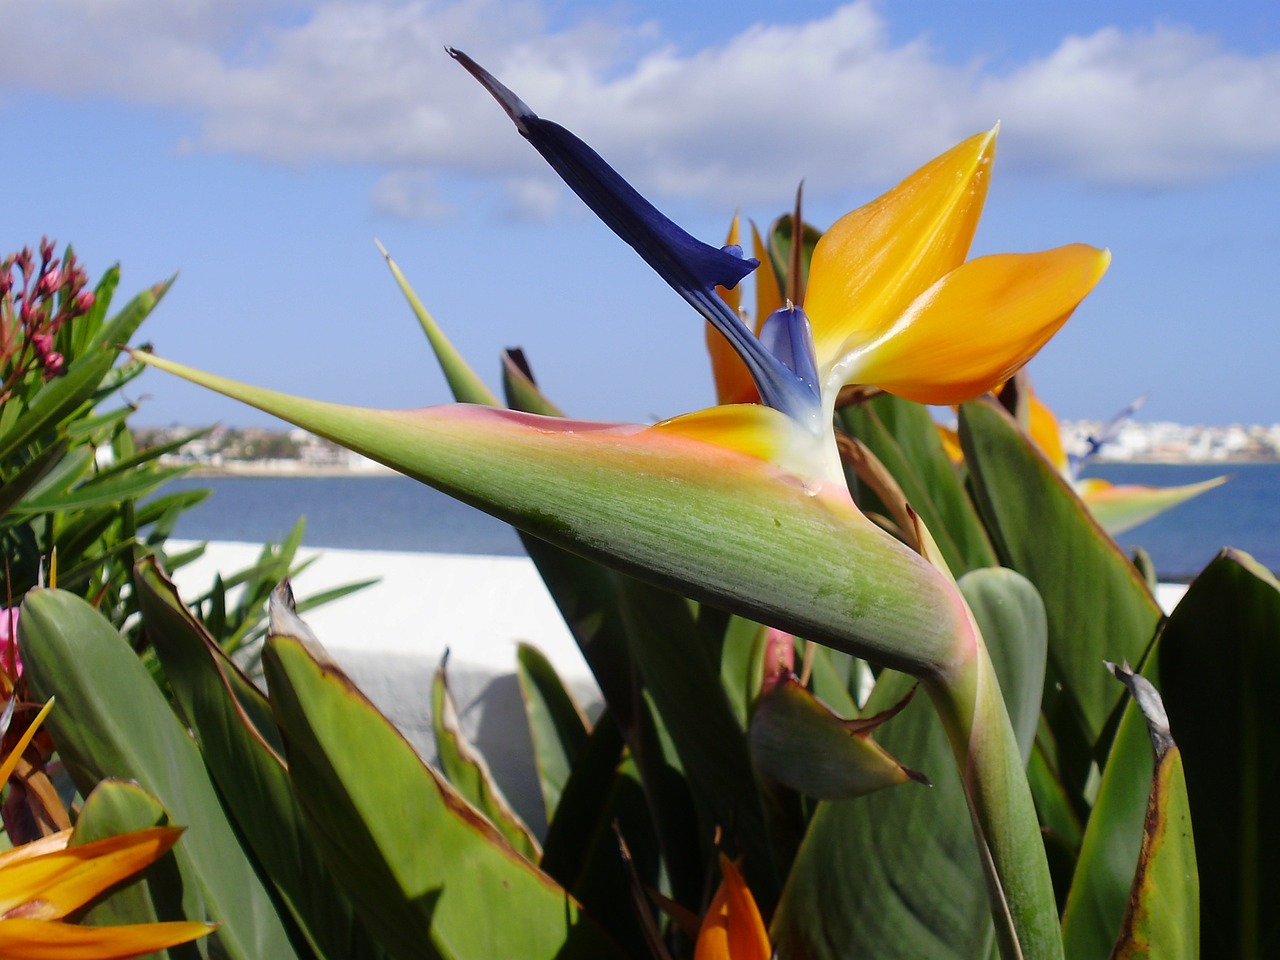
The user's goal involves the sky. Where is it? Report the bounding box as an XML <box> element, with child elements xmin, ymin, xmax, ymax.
<box><xmin>4</xmin><ymin>0</ymin><xmax>1279</xmax><ymax>429</ymax></box>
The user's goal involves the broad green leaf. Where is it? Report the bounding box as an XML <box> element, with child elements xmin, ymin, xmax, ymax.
<box><xmin>841</xmin><ymin>393</ymin><xmax>997</xmax><ymax>574</ymax></box>
<box><xmin>540</xmin><ymin>712</ymin><xmax>659</xmax><ymax>958</ymax></box>
<box><xmin>432</xmin><ymin>655</ymin><xmax>541</xmax><ymax>859</ymax></box>
<box><xmin>135</xmin><ymin>558</ymin><xmax>384</xmax><ymax>960</ymax></box>
<box><xmin>72</xmin><ymin>780</ymin><xmax>204</xmax><ymax>960</ymax></box>
<box><xmin>960</xmin><ymin>398</ymin><xmax>1161</xmax><ymax>745</ymax></box>
<box><xmin>515</xmin><ymin>642</ymin><xmax>590</xmax><ymax>826</ymax></box>
<box><xmin>18</xmin><ymin>589</ymin><xmax>306</xmax><ymax>960</ymax></box>
<box><xmin>771</xmin><ymin>567</ymin><xmax>1047</xmax><ymax>960</ymax></box>
<box><xmin>1063</xmin><ymin>663</ymin><xmax>1198</xmax><ymax>959</ymax></box>
<box><xmin>1155</xmin><ymin>548</ymin><xmax>1279</xmax><ymax>960</ymax></box>
<box><xmin>617</xmin><ymin>576</ymin><xmax>782</xmax><ymax>909</ymax></box>
<box><xmin>749</xmin><ymin>677</ymin><xmax>925</xmax><ymax>799</ymax></box>
<box><xmin>263</xmin><ymin>634</ymin><xmax>626</xmax><ymax>960</ymax></box>
<box><xmin>766</xmin><ymin>213</ymin><xmax>822</xmax><ymax>300</ymax></box>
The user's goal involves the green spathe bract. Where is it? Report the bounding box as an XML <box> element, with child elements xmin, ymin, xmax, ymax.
<box><xmin>134</xmin><ymin>354</ymin><xmax>968</xmax><ymax>676</ymax></box>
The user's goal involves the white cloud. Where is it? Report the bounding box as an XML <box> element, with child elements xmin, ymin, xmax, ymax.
<box><xmin>369</xmin><ymin>169</ymin><xmax>456</xmax><ymax>220</ymax></box>
<box><xmin>5</xmin><ymin>1</ymin><xmax>1280</xmax><ymax>211</ymax></box>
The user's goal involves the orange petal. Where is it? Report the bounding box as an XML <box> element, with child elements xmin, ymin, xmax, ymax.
<box><xmin>936</xmin><ymin>423</ymin><xmax>964</xmax><ymax>465</ymax></box>
<box><xmin>848</xmin><ymin>244</ymin><xmax>1111</xmax><ymax>405</ymax></box>
<box><xmin>805</xmin><ymin>128</ymin><xmax>996</xmax><ymax>365</ymax></box>
<box><xmin>694</xmin><ymin>855</ymin><xmax>771</xmax><ymax>960</ymax></box>
<box><xmin>708</xmin><ymin>215</ymin><xmax>759</xmax><ymax>405</ymax></box>
<box><xmin>0</xmin><ymin>828</ymin><xmax>184</xmax><ymax>921</ymax></box>
<box><xmin>0</xmin><ymin>699</ymin><xmax>54</xmax><ymax>787</ymax></box>
<box><xmin>1026</xmin><ymin>386</ymin><xmax>1068</xmax><ymax>473</ymax></box>
<box><xmin>651</xmin><ymin>404</ymin><xmax>839</xmax><ymax>486</ymax></box>
<box><xmin>708</xmin><ymin>219</ymin><xmax>779</xmax><ymax>406</ymax></box>
<box><xmin>0</xmin><ymin>918</ymin><xmax>214</xmax><ymax>958</ymax></box>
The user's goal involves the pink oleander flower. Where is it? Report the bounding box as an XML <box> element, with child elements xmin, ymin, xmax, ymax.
<box><xmin>0</xmin><ymin>608</ymin><xmax>20</xmax><ymax>680</ymax></box>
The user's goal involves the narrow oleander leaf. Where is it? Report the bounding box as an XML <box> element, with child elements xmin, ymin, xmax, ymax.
<box><xmin>432</xmin><ymin>654</ymin><xmax>542</xmax><ymax>860</ymax></box>
<box><xmin>263</xmin><ymin>635</ymin><xmax>626</xmax><ymax>960</ymax></box>
<box><xmin>18</xmin><ymin>589</ymin><xmax>306</xmax><ymax>960</ymax></box>
<box><xmin>749</xmin><ymin>677</ymin><xmax>926</xmax><ymax>799</ymax></box>
<box><xmin>515</xmin><ymin>643</ymin><xmax>590</xmax><ymax>826</ymax></box>
<box><xmin>1155</xmin><ymin>548</ymin><xmax>1279</xmax><ymax>959</ymax></box>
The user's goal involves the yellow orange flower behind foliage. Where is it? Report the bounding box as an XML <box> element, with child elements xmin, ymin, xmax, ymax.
<box><xmin>1024</xmin><ymin>382</ymin><xmax>1226</xmax><ymax>535</ymax></box>
<box><xmin>0</xmin><ymin>699</ymin><xmax>214</xmax><ymax>958</ymax></box>
<box><xmin>694</xmin><ymin>855</ymin><xmax>771</xmax><ymax>960</ymax></box>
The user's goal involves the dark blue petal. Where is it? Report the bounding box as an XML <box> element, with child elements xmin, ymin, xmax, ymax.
<box><xmin>759</xmin><ymin>306</ymin><xmax>820</xmax><ymax>396</ymax></box>
<box><xmin>450</xmin><ymin>48</ymin><xmax>821</xmax><ymax>421</ymax></box>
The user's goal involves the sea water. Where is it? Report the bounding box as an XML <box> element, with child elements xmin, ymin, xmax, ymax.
<box><xmin>163</xmin><ymin>463</ymin><xmax>1279</xmax><ymax>581</ymax></box>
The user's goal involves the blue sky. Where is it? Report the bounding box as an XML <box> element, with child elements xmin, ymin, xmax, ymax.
<box><xmin>4</xmin><ymin>0</ymin><xmax>1278</xmax><ymax>429</ymax></box>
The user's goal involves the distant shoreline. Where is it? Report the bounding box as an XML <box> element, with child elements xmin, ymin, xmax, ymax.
<box><xmin>180</xmin><ymin>456</ymin><xmax>1277</xmax><ymax>478</ymax></box>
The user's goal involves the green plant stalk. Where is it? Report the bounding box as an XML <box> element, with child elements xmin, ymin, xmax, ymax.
<box><xmin>926</xmin><ymin>619</ymin><xmax>1063</xmax><ymax>960</ymax></box>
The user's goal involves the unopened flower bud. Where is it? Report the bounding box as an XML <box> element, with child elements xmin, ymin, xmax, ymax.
<box><xmin>74</xmin><ymin>290</ymin><xmax>95</xmax><ymax>313</ymax></box>
<box><xmin>760</xmin><ymin>627</ymin><xmax>796</xmax><ymax>695</ymax></box>
<box><xmin>37</xmin><ymin>266</ymin><xmax>62</xmax><ymax>295</ymax></box>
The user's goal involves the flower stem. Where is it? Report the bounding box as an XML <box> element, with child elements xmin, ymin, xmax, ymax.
<box><xmin>925</xmin><ymin>627</ymin><xmax>1063</xmax><ymax>960</ymax></box>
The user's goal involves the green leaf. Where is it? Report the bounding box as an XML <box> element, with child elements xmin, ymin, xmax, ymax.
<box><xmin>12</xmin><ymin>465</ymin><xmax>187</xmax><ymax>513</ymax></box>
<box><xmin>432</xmin><ymin>654</ymin><xmax>542</xmax><ymax>859</ymax></box>
<box><xmin>378</xmin><ymin>240</ymin><xmax>499</xmax><ymax>407</ymax></box>
<box><xmin>263</xmin><ymin>634</ymin><xmax>626</xmax><ymax>960</ymax></box>
<box><xmin>517</xmin><ymin>536</ymin><xmax>705</xmax><ymax>910</ymax></box>
<box><xmin>1087</xmin><ymin>475</ymin><xmax>1228</xmax><ymax>536</ymax></box>
<box><xmin>0</xmin><ymin>439</ymin><xmax>68</xmax><ymax>520</ymax></box>
<box><xmin>960</xmin><ymin>398</ymin><xmax>1161</xmax><ymax>745</ymax></box>
<box><xmin>1063</xmin><ymin>663</ymin><xmax>1198</xmax><ymax>959</ymax></box>
<box><xmin>17</xmin><ymin>589</ymin><xmax>307</xmax><ymax>960</ymax></box>
<box><xmin>501</xmin><ymin>349</ymin><xmax>565</xmax><ymax>418</ymax></box>
<box><xmin>71</xmin><ymin>780</ymin><xmax>205</xmax><ymax>960</ymax></box>
<box><xmin>540</xmin><ymin>713</ymin><xmax>659</xmax><ymax>958</ymax></box>
<box><xmin>1155</xmin><ymin>548</ymin><xmax>1279</xmax><ymax>960</ymax></box>
<box><xmin>749</xmin><ymin>677</ymin><xmax>926</xmax><ymax>799</ymax></box>
<box><xmin>138</xmin><ymin>352</ymin><xmax>973</xmax><ymax>680</ymax></box>
<box><xmin>771</xmin><ymin>567</ymin><xmax>1047</xmax><ymax>960</ymax></box>
<box><xmin>0</xmin><ymin>280</ymin><xmax>169</xmax><ymax>464</ymax></box>
<box><xmin>617</xmin><ymin>576</ymin><xmax>782</xmax><ymax>909</ymax></box>
<box><xmin>515</xmin><ymin>642</ymin><xmax>590</xmax><ymax>826</ymax></box>
<box><xmin>135</xmin><ymin>558</ymin><xmax>384</xmax><ymax>960</ymax></box>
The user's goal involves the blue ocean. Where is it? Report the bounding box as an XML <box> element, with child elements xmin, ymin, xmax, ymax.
<box><xmin>164</xmin><ymin>463</ymin><xmax>1279</xmax><ymax>581</ymax></box>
